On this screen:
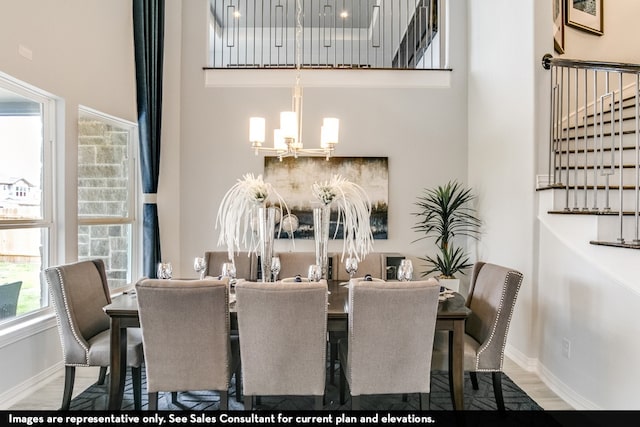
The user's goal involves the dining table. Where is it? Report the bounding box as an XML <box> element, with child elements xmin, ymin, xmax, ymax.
<box><xmin>104</xmin><ymin>279</ymin><xmax>471</xmax><ymax>410</ymax></box>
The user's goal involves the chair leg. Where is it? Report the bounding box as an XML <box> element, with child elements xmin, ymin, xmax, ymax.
<box><xmin>351</xmin><ymin>395</ymin><xmax>361</xmax><ymax>410</ymax></box>
<box><xmin>492</xmin><ymin>372</ymin><xmax>505</xmax><ymax>411</ymax></box>
<box><xmin>339</xmin><ymin>362</ymin><xmax>347</xmax><ymax>405</ymax></box>
<box><xmin>171</xmin><ymin>392</ymin><xmax>179</xmax><ymax>404</ymax></box>
<box><xmin>97</xmin><ymin>366</ymin><xmax>107</xmax><ymax>385</ymax></box>
<box><xmin>419</xmin><ymin>393</ymin><xmax>430</xmax><ymax>411</ymax></box>
<box><xmin>61</xmin><ymin>366</ymin><xmax>76</xmax><ymax>410</ymax></box>
<box><xmin>314</xmin><ymin>395</ymin><xmax>323</xmax><ymax>410</ymax></box>
<box><xmin>148</xmin><ymin>392</ymin><xmax>158</xmax><ymax>411</ymax></box>
<box><xmin>470</xmin><ymin>371</ymin><xmax>479</xmax><ymax>390</ymax></box>
<box><xmin>219</xmin><ymin>390</ymin><xmax>228</xmax><ymax>410</ymax></box>
<box><xmin>235</xmin><ymin>362</ymin><xmax>244</xmax><ymax>403</ymax></box>
<box><xmin>132</xmin><ymin>366</ymin><xmax>142</xmax><ymax>410</ymax></box>
<box><xmin>329</xmin><ymin>342</ymin><xmax>338</xmax><ymax>385</ymax></box>
<box><xmin>245</xmin><ymin>395</ymin><xmax>254</xmax><ymax>410</ymax></box>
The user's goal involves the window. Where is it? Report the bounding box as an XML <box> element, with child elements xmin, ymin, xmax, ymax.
<box><xmin>77</xmin><ymin>107</ymin><xmax>138</xmax><ymax>291</ymax></box>
<box><xmin>0</xmin><ymin>73</ymin><xmax>55</xmax><ymax>325</ymax></box>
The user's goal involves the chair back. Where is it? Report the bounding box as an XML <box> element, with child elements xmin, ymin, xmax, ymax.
<box><xmin>276</xmin><ymin>252</ymin><xmax>315</xmax><ymax>279</ymax></box>
<box><xmin>135</xmin><ymin>278</ymin><xmax>232</xmax><ymax>393</ymax></box>
<box><xmin>235</xmin><ymin>280</ymin><xmax>328</xmax><ymax>397</ymax></box>
<box><xmin>204</xmin><ymin>251</ymin><xmax>256</xmax><ymax>280</ymax></box>
<box><xmin>44</xmin><ymin>260</ymin><xmax>111</xmax><ymax>365</ymax></box>
<box><xmin>465</xmin><ymin>262</ymin><xmax>524</xmax><ymax>370</ymax></box>
<box><xmin>336</xmin><ymin>253</ymin><xmax>385</xmax><ymax>281</ymax></box>
<box><xmin>0</xmin><ymin>281</ymin><xmax>22</xmax><ymax>320</ymax></box>
<box><xmin>347</xmin><ymin>279</ymin><xmax>440</xmax><ymax>395</ymax></box>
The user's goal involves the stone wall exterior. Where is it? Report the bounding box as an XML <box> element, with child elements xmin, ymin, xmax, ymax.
<box><xmin>77</xmin><ymin>118</ymin><xmax>131</xmax><ymax>289</ymax></box>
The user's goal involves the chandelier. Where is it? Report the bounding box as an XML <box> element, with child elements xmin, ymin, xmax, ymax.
<box><xmin>248</xmin><ymin>0</ymin><xmax>340</xmax><ymax>160</ymax></box>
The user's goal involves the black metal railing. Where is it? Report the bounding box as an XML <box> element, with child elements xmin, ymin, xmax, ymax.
<box><xmin>542</xmin><ymin>54</ymin><xmax>640</xmax><ymax>248</ymax></box>
<box><xmin>208</xmin><ymin>0</ymin><xmax>446</xmax><ymax>70</ymax></box>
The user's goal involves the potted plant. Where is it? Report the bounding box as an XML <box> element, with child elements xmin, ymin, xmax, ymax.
<box><xmin>412</xmin><ymin>180</ymin><xmax>481</xmax><ymax>291</ymax></box>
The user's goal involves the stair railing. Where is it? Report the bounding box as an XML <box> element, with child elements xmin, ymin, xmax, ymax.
<box><xmin>542</xmin><ymin>54</ymin><xmax>640</xmax><ymax>247</ymax></box>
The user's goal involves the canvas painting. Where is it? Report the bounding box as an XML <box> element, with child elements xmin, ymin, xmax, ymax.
<box><xmin>263</xmin><ymin>156</ymin><xmax>388</xmax><ymax>239</ymax></box>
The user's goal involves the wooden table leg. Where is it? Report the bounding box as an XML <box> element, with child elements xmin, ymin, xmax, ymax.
<box><xmin>108</xmin><ymin>318</ymin><xmax>127</xmax><ymax>410</ymax></box>
<box><xmin>450</xmin><ymin>319</ymin><xmax>465</xmax><ymax>410</ymax></box>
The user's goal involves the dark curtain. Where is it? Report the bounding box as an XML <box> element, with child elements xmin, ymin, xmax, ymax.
<box><xmin>133</xmin><ymin>0</ymin><xmax>164</xmax><ymax>278</ymax></box>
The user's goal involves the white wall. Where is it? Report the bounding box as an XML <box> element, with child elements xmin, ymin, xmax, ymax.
<box><xmin>530</xmin><ymin>0</ymin><xmax>640</xmax><ymax>409</ymax></box>
<box><xmin>467</xmin><ymin>0</ymin><xmax>640</xmax><ymax>410</ymax></box>
<box><xmin>0</xmin><ymin>0</ymin><xmax>136</xmax><ymax>402</ymax></box>
<box><xmin>169</xmin><ymin>0</ymin><xmax>470</xmax><ymax>279</ymax></box>
<box><xmin>466</xmin><ymin>0</ymin><xmax>538</xmax><ymax>360</ymax></box>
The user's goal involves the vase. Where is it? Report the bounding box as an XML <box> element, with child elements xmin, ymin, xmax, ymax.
<box><xmin>313</xmin><ymin>205</ymin><xmax>331</xmax><ymax>279</ymax></box>
<box><xmin>258</xmin><ymin>206</ymin><xmax>276</xmax><ymax>282</ymax></box>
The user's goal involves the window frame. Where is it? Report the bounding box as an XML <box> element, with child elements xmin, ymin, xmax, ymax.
<box><xmin>77</xmin><ymin>106</ymin><xmax>140</xmax><ymax>293</ymax></box>
<box><xmin>0</xmin><ymin>72</ymin><xmax>56</xmax><ymax>328</ymax></box>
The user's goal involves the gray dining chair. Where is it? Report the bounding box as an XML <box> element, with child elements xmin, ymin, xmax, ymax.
<box><xmin>44</xmin><ymin>259</ymin><xmax>143</xmax><ymax>410</ymax></box>
<box><xmin>235</xmin><ymin>280</ymin><xmax>328</xmax><ymax>410</ymax></box>
<box><xmin>0</xmin><ymin>280</ymin><xmax>22</xmax><ymax>320</ymax></box>
<box><xmin>135</xmin><ymin>277</ymin><xmax>239</xmax><ymax>410</ymax></box>
<box><xmin>203</xmin><ymin>251</ymin><xmax>257</xmax><ymax>280</ymax></box>
<box><xmin>338</xmin><ymin>279</ymin><xmax>440</xmax><ymax>409</ymax></box>
<box><xmin>431</xmin><ymin>261</ymin><xmax>524</xmax><ymax>411</ymax></box>
<box><xmin>335</xmin><ymin>252</ymin><xmax>385</xmax><ymax>281</ymax></box>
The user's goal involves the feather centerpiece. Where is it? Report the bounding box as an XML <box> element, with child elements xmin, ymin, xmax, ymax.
<box><xmin>312</xmin><ymin>174</ymin><xmax>374</xmax><ymax>261</ymax></box>
<box><xmin>216</xmin><ymin>173</ymin><xmax>289</xmax><ymax>262</ymax></box>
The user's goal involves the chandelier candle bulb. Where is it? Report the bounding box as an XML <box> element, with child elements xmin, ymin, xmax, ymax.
<box><xmin>280</xmin><ymin>111</ymin><xmax>297</xmax><ymax>142</ymax></box>
<box><xmin>322</xmin><ymin>117</ymin><xmax>339</xmax><ymax>145</ymax></box>
<box><xmin>249</xmin><ymin>117</ymin><xmax>265</xmax><ymax>145</ymax></box>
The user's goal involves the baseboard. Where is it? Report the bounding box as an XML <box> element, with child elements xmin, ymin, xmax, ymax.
<box><xmin>0</xmin><ymin>362</ymin><xmax>63</xmax><ymax>410</ymax></box>
<box><xmin>505</xmin><ymin>344</ymin><xmax>599</xmax><ymax>410</ymax></box>
<box><xmin>505</xmin><ymin>344</ymin><xmax>538</xmax><ymax>372</ymax></box>
<box><xmin>537</xmin><ymin>363</ymin><xmax>600</xmax><ymax>410</ymax></box>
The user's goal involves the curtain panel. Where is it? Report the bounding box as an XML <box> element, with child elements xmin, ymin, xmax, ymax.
<box><xmin>133</xmin><ymin>0</ymin><xmax>164</xmax><ymax>278</ymax></box>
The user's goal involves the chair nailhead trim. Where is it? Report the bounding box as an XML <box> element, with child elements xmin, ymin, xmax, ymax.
<box><xmin>474</xmin><ymin>270</ymin><xmax>523</xmax><ymax>372</ymax></box>
<box><xmin>48</xmin><ymin>268</ymin><xmax>91</xmax><ymax>366</ymax></box>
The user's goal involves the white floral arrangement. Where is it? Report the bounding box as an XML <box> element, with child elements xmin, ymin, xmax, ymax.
<box><xmin>312</xmin><ymin>174</ymin><xmax>374</xmax><ymax>261</ymax></box>
<box><xmin>216</xmin><ymin>173</ymin><xmax>289</xmax><ymax>261</ymax></box>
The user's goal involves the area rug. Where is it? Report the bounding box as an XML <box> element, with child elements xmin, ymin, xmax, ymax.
<box><xmin>70</xmin><ymin>368</ymin><xmax>543</xmax><ymax>412</ymax></box>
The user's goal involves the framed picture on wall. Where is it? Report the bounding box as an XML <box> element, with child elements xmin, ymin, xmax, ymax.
<box><xmin>553</xmin><ymin>0</ymin><xmax>565</xmax><ymax>53</ymax></box>
<box><xmin>566</xmin><ymin>0</ymin><xmax>603</xmax><ymax>35</ymax></box>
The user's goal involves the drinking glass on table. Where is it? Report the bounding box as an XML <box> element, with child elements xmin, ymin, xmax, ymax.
<box><xmin>270</xmin><ymin>256</ymin><xmax>281</xmax><ymax>282</ymax></box>
<box><xmin>397</xmin><ymin>259</ymin><xmax>413</xmax><ymax>282</ymax></box>
<box><xmin>308</xmin><ymin>264</ymin><xmax>322</xmax><ymax>282</ymax></box>
<box><xmin>345</xmin><ymin>256</ymin><xmax>358</xmax><ymax>279</ymax></box>
<box><xmin>193</xmin><ymin>256</ymin><xmax>206</xmax><ymax>279</ymax></box>
<box><xmin>157</xmin><ymin>262</ymin><xmax>172</xmax><ymax>279</ymax></box>
<box><xmin>221</xmin><ymin>262</ymin><xmax>236</xmax><ymax>282</ymax></box>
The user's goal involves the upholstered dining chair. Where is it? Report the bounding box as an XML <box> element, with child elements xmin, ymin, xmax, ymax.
<box><xmin>431</xmin><ymin>261</ymin><xmax>524</xmax><ymax>411</ymax></box>
<box><xmin>338</xmin><ymin>279</ymin><xmax>440</xmax><ymax>410</ymax></box>
<box><xmin>0</xmin><ymin>280</ymin><xmax>22</xmax><ymax>320</ymax></box>
<box><xmin>203</xmin><ymin>251</ymin><xmax>257</xmax><ymax>280</ymax></box>
<box><xmin>335</xmin><ymin>252</ymin><xmax>385</xmax><ymax>281</ymax></box>
<box><xmin>44</xmin><ymin>259</ymin><xmax>143</xmax><ymax>410</ymax></box>
<box><xmin>235</xmin><ymin>280</ymin><xmax>328</xmax><ymax>410</ymax></box>
<box><xmin>135</xmin><ymin>277</ymin><xmax>239</xmax><ymax>410</ymax></box>
<box><xmin>276</xmin><ymin>252</ymin><xmax>334</xmax><ymax>279</ymax></box>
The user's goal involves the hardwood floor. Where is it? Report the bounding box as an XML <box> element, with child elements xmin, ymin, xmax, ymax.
<box><xmin>6</xmin><ymin>358</ymin><xmax>573</xmax><ymax>410</ymax></box>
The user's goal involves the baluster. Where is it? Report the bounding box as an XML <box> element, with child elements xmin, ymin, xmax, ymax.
<box><xmin>564</xmin><ymin>66</ymin><xmax>571</xmax><ymax>211</ymax></box>
<box><xmin>573</xmin><ymin>67</ymin><xmax>579</xmax><ymax>211</ymax></box>
<box><xmin>617</xmin><ymin>72</ymin><xmax>625</xmax><ymax>243</ymax></box>
<box><xmin>583</xmin><ymin>68</ymin><xmax>589</xmax><ymax>211</ymax></box>
<box><xmin>635</xmin><ymin>74</ymin><xmax>640</xmax><ymax>244</ymax></box>
<box><xmin>592</xmin><ymin>70</ymin><xmax>599</xmax><ymax>211</ymax></box>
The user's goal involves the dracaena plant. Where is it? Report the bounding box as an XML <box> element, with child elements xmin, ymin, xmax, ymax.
<box><xmin>412</xmin><ymin>180</ymin><xmax>481</xmax><ymax>278</ymax></box>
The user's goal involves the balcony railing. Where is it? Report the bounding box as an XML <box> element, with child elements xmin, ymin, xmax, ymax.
<box><xmin>542</xmin><ymin>54</ymin><xmax>640</xmax><ymax>248</ymax></box>
<box><xmin>208</xmin><ymin>0</ymin><xmax>446</xmax><ymax>70</ymax></box>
